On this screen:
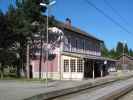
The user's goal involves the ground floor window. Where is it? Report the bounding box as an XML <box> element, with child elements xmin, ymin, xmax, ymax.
<box><xmin>77</xmin><ymin>59</ymin><xmax>83</xmax><ymax>72</ymax></box>
<box><xmin>70</xmin><ymin>59</ymin><xmax>76</xmax><ymax>72</ymax></box>
<box><xmin>64</xmin><ymin>60</ymin><xmax>69</xmax><ymax>72</ymax></box>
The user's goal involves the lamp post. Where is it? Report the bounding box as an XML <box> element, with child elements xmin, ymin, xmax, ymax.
<box><xmin>40</xmin><ymin>0</ymin><xmax>56</xmax><ymax>87</ymax></box>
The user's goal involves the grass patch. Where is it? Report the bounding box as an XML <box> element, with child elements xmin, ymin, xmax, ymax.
<box><xmin>0</xmin><ymin>76</ymin><xmax>53</xmax><ymax>83</ymax></box>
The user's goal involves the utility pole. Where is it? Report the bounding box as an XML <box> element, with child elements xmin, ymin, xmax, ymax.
<box><xmin>40</xmin><ymin>0</ymin><xmax>56</xmax><ymax>87</ymax></box>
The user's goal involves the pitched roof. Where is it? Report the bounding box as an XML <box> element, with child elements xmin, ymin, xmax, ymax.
<box><xmin>117</xmin><ymin>54</ymin><xmax>133</xmax><ymax>60</ymax></box>
<box><xmin>43</xmin><ymin>15</ymin><xmax>103</xmax><ymax>42</ymax></box>
<box><xmin>55</xmin><ymin>19</ymin><xmax>103</xmax><ymax>43</ymax></box>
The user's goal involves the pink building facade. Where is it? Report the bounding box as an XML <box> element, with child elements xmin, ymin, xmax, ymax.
<box><xmin>27</xmin><ymin>19</ymin><xmax>116</xmax><ymax>80</ymax></box>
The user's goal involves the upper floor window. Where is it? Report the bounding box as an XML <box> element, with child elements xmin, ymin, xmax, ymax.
<box><xmin>76</xmin><ymin>39</ymin><xmax>78</xmax><ymax>49</ymax></box>
<box><xmin>68</xmin><ymin>38</ymin><xmax>71</xmax><ymax>51</ymax></box>
<box><xmin>83</xmin><ymin>40</ymin><xmax>85</xmax><ymax>51</ymax></box>
<box><xmin>71</xmin><ymin>38</ymin><xmax>77</xmax><ymax>52</ymax></box>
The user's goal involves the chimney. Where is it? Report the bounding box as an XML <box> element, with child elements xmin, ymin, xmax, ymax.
<box><xmin>65</xmin><ymin>18</ymin><xmax>71</xmax><ymax>27</ymax></box>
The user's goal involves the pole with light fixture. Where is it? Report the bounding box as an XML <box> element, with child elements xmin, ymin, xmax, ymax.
<box><xmin>40</xmin><ymin>0</ymin><xmax>56</xmax><ymax>87</ymax></box>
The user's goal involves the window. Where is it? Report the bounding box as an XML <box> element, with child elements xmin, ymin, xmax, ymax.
<box><xmin>71</xmin><ymin>38</ymin><xmax>75</xmax><ymax>52</ymax></box>
<box><xmin>64</xmin><ymin>60</ymin><xmax>69</xmax><ymax>72</ymax></box>
<box><xmin>63</xmin><ymin>36</ymin><xmax>71</xmax><ymax>52</ymax></box>
<box><xmin>77</xmin><ymin>60</ymin><xmax>83</xmax><ymax>72</ymax></box>
<box><xmin>76</xmin><ymin>39</ymin><xmax>78</xmax><ymax>49</ymax></box>
<box><xmin>68</xmin><ymin>38</ymin><xmax>71</xmax><ymax>52</ymax></box>
<box><xmin>83</xmin><ymin>40</ymin><xmax>85</xmax><ymax>52</ymax></box>
<box><xmin>70</xmin><ymin>59</ymin><xmax>76</xmax><ymax>72</ymax></box>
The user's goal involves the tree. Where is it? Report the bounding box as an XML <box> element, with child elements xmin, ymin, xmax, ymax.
<box><xmin>7</xmin><ymin>5</ymin><xmax>28</xmax><ymax>77</ymax></box>
<box><xmin>129</xmin><ymin>49</ymin><xmax>133</xmax><ymax>56</ymax></box>
<box><xmin>101</xmin><ymin>43</ymin><xmax>109</xmax><ymax>57</ymax></box>
<box><xmin>109</xmin><ymin>48</ymin><xmax>116</xmax><ymax>59</ymax></box>
<box><xmin>124</xmin><ymin>43</ymin><xmax>129</xmax><ymax>55</ymax></box>
<box><xmin>0</xmin><ymin>10</ymin><xmax>16</xmax><ymax>79</ymax></box>
<box><xmin>116</xmin><ymin>41</ymin><xmax>123</xmax><ymax>57</ymax></box>
<box><xmin>7</xmin><ymin>0</ymin><xmax>49</xmax><ymax>77</ymax></box>
<box><xmin>1</xmin><ymin>0</ymin><xmax>56</xmax><ymax>78</ymax></box>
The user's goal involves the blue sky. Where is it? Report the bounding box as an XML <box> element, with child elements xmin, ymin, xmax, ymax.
<box><xmin>0</xmin><ymin>0</ymin><xmax>133</xmax><ymax>50</ymax></box>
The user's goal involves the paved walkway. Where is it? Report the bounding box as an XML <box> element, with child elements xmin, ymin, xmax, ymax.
<box><xmin>0</xmin><ymin>72</ymin><xmax>132</xmax><ymax>100</ymax></box>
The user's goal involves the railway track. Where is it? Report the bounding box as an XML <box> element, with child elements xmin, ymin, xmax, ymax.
<box><xmin>48</xmin><ymin>77</ymin><xmax>133</xmax><ymax>100</ymax></box>
<box><xmin>50</xmin><ymin>80</ymin><xmax>118</xmax><ymax>100</ymax></box>
<box><xmin>116</xmin><ymin>89</ymin><xmax>133</xmax><ymax>100</ymax></box>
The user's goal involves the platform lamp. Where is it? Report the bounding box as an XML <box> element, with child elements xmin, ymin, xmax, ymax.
<box><xmin>40</xmin><ymin>0</ymin><xmax>56</xmax><ymax>87</ymax></box>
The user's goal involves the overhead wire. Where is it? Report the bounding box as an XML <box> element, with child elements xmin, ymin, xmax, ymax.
<box><xmin>103</xmin><ymin>0</ymin><xmax>129</xmax><ymax>26</ymax></box>
<box><xmin>85</xmin><ymin>0</ymin><xmax>133</xmax><ymax>36</ymax></box>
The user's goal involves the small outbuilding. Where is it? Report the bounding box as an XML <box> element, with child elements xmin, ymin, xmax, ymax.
<box><xmin>117</xmin><ymin>54</ymin><xmax>133</xmax><ymax>70</ymax></box>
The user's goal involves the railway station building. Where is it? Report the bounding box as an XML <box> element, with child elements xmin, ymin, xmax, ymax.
<box><xmin>27</xmin><ymin>18</ymin><xmax>116</xmax><ymax>80</ymax></box>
